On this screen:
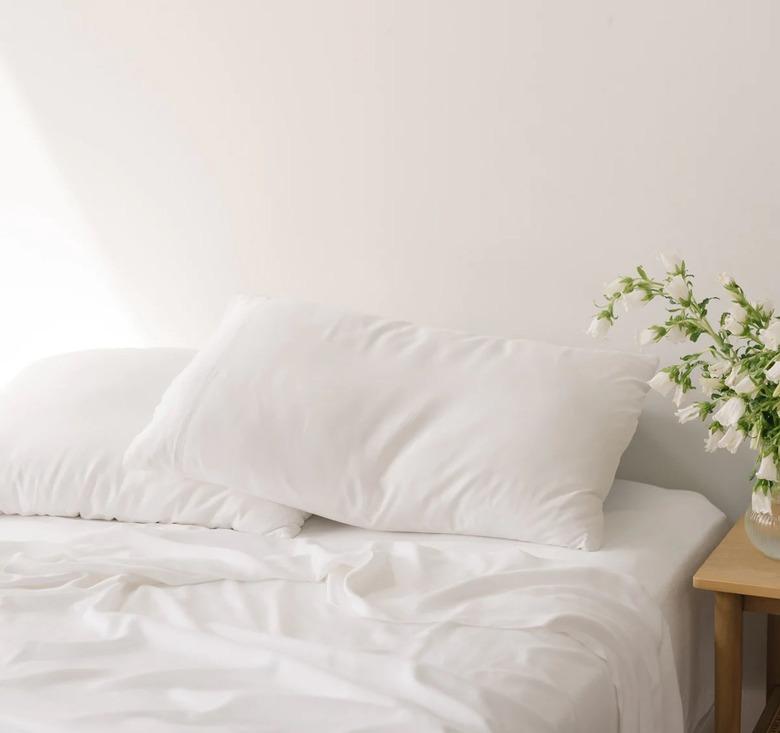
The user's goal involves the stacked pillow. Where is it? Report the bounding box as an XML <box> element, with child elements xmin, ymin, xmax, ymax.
<box><xmin>1</xmin><ymin>298</ymin><xmax>656</xmax><ymax>549</ymax></box>
<box><xmin>0</xmin><ymin>348</ymin><xmax>305</xmax><ymax>536</ymax></box>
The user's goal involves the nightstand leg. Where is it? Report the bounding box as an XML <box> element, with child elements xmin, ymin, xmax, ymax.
<box><xmin>767</xmin><ymin>614</ymin><xmax>780</xmax><ymax>698</ymax></box>
<box><xmin>715</xmin><ymin>592</ymin><xmax>743</xmax><ymax>733</ymax></box>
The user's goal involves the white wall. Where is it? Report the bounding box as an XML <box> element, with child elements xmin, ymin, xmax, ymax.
<box><xmin>0</xmin><ymin>3</ymin><xmax>778</xmax><ymax>726</ymax></box>
<box><xmin>3</xmin><ymin>0</ymin><xmax>777</xmax><ymax>518</ymax></box>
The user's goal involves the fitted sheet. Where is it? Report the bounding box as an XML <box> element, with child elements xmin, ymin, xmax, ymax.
<box><xmin>300</xmin><ymin>479</ymin><xmax>729</xmax><ymax>732</ymax></box>
<box><xmin>0</xmin><ymin>479</ymin><xmax>727</xmax><ymax>733</ymax></box>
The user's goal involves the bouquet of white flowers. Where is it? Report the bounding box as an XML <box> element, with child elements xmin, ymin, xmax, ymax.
<box><xmin>588</xmin><ymin>253</ymin><xmax>780</xmax><ymax>499</ymax></box>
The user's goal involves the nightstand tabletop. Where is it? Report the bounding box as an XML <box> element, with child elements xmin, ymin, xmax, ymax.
<box><xmin>694</xmin><ymin>519</ymin><xmax>780</xmax><ymax>599</ymax></box>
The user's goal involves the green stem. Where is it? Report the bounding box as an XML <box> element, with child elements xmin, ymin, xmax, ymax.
<box><xmin>687</xmin><ymin>294</ymin><xmax>732</xmax><ymax>359</ymax></box>
<box><xmin>698</xmin><ymin>317</ymin><xmax>730</xmax><ymax>355</ymax></box>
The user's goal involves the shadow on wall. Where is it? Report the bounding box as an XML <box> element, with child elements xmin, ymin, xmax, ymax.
<box><xmin>620</xmin><ymin>393</ymin><xmax>755</xmax><ymax>521</ymax></box>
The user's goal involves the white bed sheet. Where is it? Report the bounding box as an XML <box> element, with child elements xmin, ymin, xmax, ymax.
<box><xmin>300</xmin><ymin>479</ymin><xmax>729</xmax><ymax>732</ymax></box>
<box><xmin>0</xmin><ymin>479</ymin><xmax>727</xmax><ymax>733</ymax></box>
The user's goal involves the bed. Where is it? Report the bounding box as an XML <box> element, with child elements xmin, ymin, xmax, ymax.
<box><xmin>0</xmin><ymin>478</ymin><xmax>727</xmax><ymax>733</ymax></box>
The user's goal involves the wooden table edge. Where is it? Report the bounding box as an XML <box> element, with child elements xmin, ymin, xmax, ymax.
<box><xmin>693</xmin><ymin>577</ymin><xmax>780</xmax><ymax>602</ymax></box>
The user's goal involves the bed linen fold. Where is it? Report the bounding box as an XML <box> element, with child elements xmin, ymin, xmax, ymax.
<box><xmin>0</xmin><ymin>520</ymin><xmax>683</xmax><ymax>733</ymax></box>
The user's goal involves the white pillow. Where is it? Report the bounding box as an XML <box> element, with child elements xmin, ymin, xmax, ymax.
<box><xmin>0</xmin><ymin>348</ymin><xmax>306</xmax><ymax>536</ymax></box>
<box><xmin>125</xmin><ymin>298</ymin><xmax>656</xmax><ymax>549</ymax></box>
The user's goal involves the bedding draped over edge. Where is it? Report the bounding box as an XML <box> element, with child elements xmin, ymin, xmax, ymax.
<box><xmin>0</xmin><ymin>522</ymin><xmax>684</xmax><ymax>733</ymax></box>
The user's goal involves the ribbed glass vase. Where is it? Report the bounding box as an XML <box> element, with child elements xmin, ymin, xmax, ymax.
<box><xmin>745</xmin><ymin>491</ymin><xmax>780</xmax><ymax>560</ymax></box>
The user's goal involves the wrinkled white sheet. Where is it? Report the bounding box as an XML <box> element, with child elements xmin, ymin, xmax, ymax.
<box><xmin>0</xmin><ymin>510</ymin><xmax>686</xmax><ymax>733</ymax></box>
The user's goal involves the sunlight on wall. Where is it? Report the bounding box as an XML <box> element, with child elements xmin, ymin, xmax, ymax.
<box><xmin>0</xmin><ymin>64</ymin><xmax>144</xmax><ymax>386</ymax></box>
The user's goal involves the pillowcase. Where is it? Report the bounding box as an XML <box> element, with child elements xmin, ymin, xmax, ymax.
<box><xmin>0</xmin><ymin>348</ymin><xmax>306</xmax><ymax>536</ymax></box>
<box><xmin>125</xmin><ymin>297</ymin><xmax>656</xmax><ymax>549</ymax></box>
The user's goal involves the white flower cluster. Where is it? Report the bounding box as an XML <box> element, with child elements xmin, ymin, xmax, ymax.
<box><xmin>589</xmin><ymin>254</ymin><xmax>780</xmax><ymax>497</ymax></box>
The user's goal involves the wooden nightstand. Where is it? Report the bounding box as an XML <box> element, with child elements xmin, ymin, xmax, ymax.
<box><xmin>694</xmin><ymin>519</ymin><xmax>780</xmax><ymax>733</ymax></box>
